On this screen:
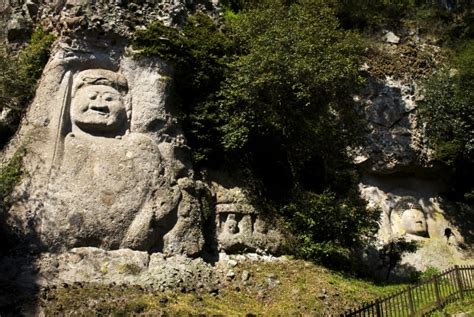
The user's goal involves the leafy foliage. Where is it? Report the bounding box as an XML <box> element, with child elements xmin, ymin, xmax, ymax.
<box><xmin>331</xmin><ymin>0</ymin><xmax>417</xmax><ymax>30</ymax></box>
<box><xmin>418</xmin><ymin>41</ymin><xmax>474</xmax><ymax>201</ymax></box>
<box><xmin>0</xmin><ymin>147</ymin><xmax>25</xmax><ymax>214</ymax></box>
<box><xmin>281</xmin><ymin>190</ymin><xmax>379</xmax><ymax>268</ymax></box>
<box><xmin>418</xmin><ymin>266</ymin><xmax>441</xmax><ymax>281</ymax></box>
<box><xmin>218</xmin><ymin>0</ymin><xmax>366</xmax><ymax>200</ymax></box>
<box><xmin>133</xmin><ymin>12</ymin><xmax>233</xmax><ymax>165</ymax></box>
<box><xmin>221</xmin><ymin>0</ymin><xmax>363</xmax><ymax>149</ymax></box>
<box><xmin>133</xmin><ymin>1</ymin><xmax>378</xmax><ymax>267</ymax></box>
<box><xmin>0</xmin><ymin>28</ymin><xmax>55</xmax><ymax>146</ymax></box>
<box><xmin>330</xmin><ymin>0</ymin><xmax>473</xmax><ymax>32</ymax></box>
<box><xmin>379</xmin><ymin>238</ymin><xmax>419</xmax><ymax>281</ymax></box>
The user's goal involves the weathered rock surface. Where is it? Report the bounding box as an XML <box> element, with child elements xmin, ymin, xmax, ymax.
<box><xmin>383</xmin><ymin>31</ymin><xmax>400</xmax><ymax>44</ymax></box>
<box><xmin>0</xmin><ymin>0</ymin><xmax>471</xmax><ymax>301</ymax></box>
<box><xmin>1</xmin><ymin>0</ymin><xmax>219</xmax><ymax>43</ymax></box>
<box><xmin>0</xmin><ymin>248</ymin><xmax>217</xmax><ymax>292</ymax></box>
<box><xmin>0</xmin><ymin>247</ymin><xmax>285</xmax><ymax>314</ymax></box>
<box><xmin>353</xmin><ymin>77</ymin><xmax>426</xmax><ymax>174</ymax></box>
<box><xmin>36</xmin><ymin>248</ymin><xmax>217</xmax><ymax>292</ymax></box>
<box><xmin>3</xmin><ymin>37</ymin><xmax>210</xmax><ymax>256</ymax></box>
<box><xmin>1</xmin><ymin>0</ymin><xmax>284</xmax><ymax>270</ymax></box>
<box><xmin>356</xmin><ymin>32</ymin><xmax>473</xmax><ymax>273</ymax></box>
<box><xmin>208</xmin><ymin>171</ymin><xmax>285</xmax><ymax>254</ymax></box>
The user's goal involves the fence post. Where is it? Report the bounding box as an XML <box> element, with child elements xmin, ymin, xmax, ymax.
<box><xmin>375</xmin><ymin>298</ymin><xmax>382</xmax><ymax>317</ymax></box>
<box><xmin>407</xmin><ymin>287</ymin><xmax>415</xmax><ymax>316</ymax></box>
<box><xmin>434</xmin><ymin>275</ymin><xmax>441</xmax><ymax>309</ymax></box>
<box><xmin>454</xmin><ymin>265</ymin><xmax>465</xmax><ymax>299</ymax></box>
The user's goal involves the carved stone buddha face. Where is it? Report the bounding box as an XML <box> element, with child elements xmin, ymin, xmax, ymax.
<box><xmin>70</xmin><ymin>69</ymin><xmax>129</xmax><ymax>137</ymax></box>
<box><xmin>71</xmin><ymin>84</ymin><xmax>126</xmax><ymax>134</ymax></box>
<box><xmin>393</xmin><ymin>198</ymin><xmax>428</xmax><ymax>237</ymax></box>
<box><xmin>401</xmin><ymin>208</ymin><xmax>427</xmax><ymax>236</ymax></box>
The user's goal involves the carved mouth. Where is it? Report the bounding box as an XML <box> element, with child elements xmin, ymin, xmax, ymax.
<box><xmin>89</xmin><ymin>106</ymin><xmax>110</xmax><ymax>116</ymax></box>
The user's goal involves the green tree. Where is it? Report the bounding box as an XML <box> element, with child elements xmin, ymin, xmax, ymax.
<box><xmin>219</xmin><ymin>0</ymin><xmax>365</xmax><ymax>197</ymax></box>
<box><xmin>133</xmin><ymin>3</ymin><xmax>377</xmax><ymax>267</ymax></box>
<box><xmin>418</xmin><ymin>40</ymin><xmax>474</xmax><ymax>201</ymax></box>
<box><xmin>132</xmin><ymin>12</ymin><xmax>233</xmax><ymax>166</ymax></box>
<box><xmin>281</xmin><ymin>190</ymin><xmax>379</xmax><ymax>268</ymax></box>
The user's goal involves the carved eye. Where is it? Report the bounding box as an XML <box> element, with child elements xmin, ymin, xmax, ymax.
<box><xmin>105</xmin><ymin>96</ymin><xmax>113</xmax><ymax>102</ymax></box>
<box><xmin>89</xmin><ymin>94</ymin><xmax>97</xmax><ymax>100</ymax></box>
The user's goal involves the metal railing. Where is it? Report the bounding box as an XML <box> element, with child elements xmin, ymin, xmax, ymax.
<box><xmin>342</xmin><ymin>265</ymin><xmax>474</xmax><ymax>317</ymax></box>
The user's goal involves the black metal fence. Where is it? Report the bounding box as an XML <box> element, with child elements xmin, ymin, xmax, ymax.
<box><xmin>342</xmin><ymin>265</ymin><xmax>474</xmax><ymax>317</ymax></box>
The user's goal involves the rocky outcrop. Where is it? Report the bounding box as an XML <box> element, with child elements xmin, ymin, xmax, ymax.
<box><xmin>355</xmin><ymin>30</ymin><xmax>473</xmax><ymax>272</ymax></box>
<box><xmin>4</xmin><ymin>39</ymin><xmax>206</xmax><ymax>256</ymax></box>
<box><xmin>353</xmin><ymin>77</ymin><xmax>423</xmax><ymax>173</ymax></box>
<box><xmin>208</xmin><ymin>171</ymin><xmax>285</xmax><ymax>254</ymax></box>
<box><xmin>1</xmin><ymin>0</ymin><xmax>284</xmax><ymax>267</ymax></box>
<box><xmin>1</xmin><ymin>0</ymin><xmax>219</xmax><ymax>43</ymax></box>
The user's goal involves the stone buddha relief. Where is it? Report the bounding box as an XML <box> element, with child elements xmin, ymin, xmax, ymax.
<box><xmin>40</xmin><ymin>68</ymin><xmax>178</xmax><ymax>252</ymax></box>
<box><xmin>390</xmin><ymin>198</ymin><xmax>429</xmax><ymax>238</ymax></box>
<box><xmin>6</xmin><ymin>54</ymin><xmax>205</xmax><ymax>256</ymax></box>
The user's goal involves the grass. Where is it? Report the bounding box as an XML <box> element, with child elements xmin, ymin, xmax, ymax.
<box><xmin>431</xmin><ymin>297</ymin><xmax>474</xmax><ymax>316</ymax></box>
<box><xmin>39</xmin><ymin>258</ymin><xmax>407</xmax><ymax>316</ymax></box>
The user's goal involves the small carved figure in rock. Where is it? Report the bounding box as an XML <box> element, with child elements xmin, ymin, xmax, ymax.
<box><xmin>224</xmin><ymin>214</ymin><xmax>239</xmax><ymax>234</ymax></box>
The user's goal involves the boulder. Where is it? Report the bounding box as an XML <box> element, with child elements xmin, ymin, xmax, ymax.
<box><xmin>383</xmin><ymin>31</ymin><xmax>400</xmax><ymax>44</ymax></box>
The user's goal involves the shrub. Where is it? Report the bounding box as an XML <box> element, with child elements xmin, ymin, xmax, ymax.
<box><xmin>0</xmin><ymin>147</ymin><xmax>26</xmax><ymax>253</ymax></box>
<box><xmin>0</xmin><ymin>147</ymin><xmax>26</xmax><ymax>214</ymax></box>
<box><xmin>418</xmin><ymin>40</ymin><xmax>474</xmax><ymax>201</ymax></box>
<box><xmin>217</xmin><ymin>0</ymin><xmax>366</xmax><ymax>200</ymax></box>
<box><xmin>330</xmin><ymin>0</ymin><xmax>472</xmax><ymax>32</ymax></box>
<box><xmin>281</xmin><ymin>190</ymin><xmax>379</xmax><ymax>268</ymax></box>
<box><xmin>379</xmin><ymin>238</ymin><xmax>419</xmax><ymax>281</ymax></box>
<box><xmin>419</xmin><ymin>266</ymin><xmax>441</xmax><ymax>281</ymax></box>
<box><xmin>133</xmin><ymin>4</ymin><xmax>378</xmax><ymax>269</ymax></box>
<box><xmin>0</xmin><ymin>28</ymin><xmax>55</xmax><ymax>147</ymax></box>
<box><xmin>132</xmin><ymin>13</ymin><xmax>232</xmax><ymax>167</ymax></box>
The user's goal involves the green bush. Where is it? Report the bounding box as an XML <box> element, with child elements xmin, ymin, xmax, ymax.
<box><xmin>418</xmin><ymin>40</ymin><xmax>474</xmax><ymax>201</ymax></box>
<box><xmin>220</xmin><ymin>0</ymin><xmax>363</xmax><ymax>149</ymax></box>
<box><xmin>330</xmin><ymin>0</ymin><xmax>416</xmax><ymax>30</ymax></box>
<box><xmin>281</xmin><ymin>190</ymin><xmax>379</xmax><ymax>268</ymax></box>
<box><xmin>0</xmin><ymin>28</ymin><xmax>55</xmax><ymax>147</ymax></box>
<box><xmin>330</xmin><ymin>0</ymin><xmax>472</xmax><ymax>32</ymax></box>
<box><xmin>133</xmin><ymin>3</ymin><xmax>374</xmax><ymax>269</ymax></box>
<box><xmin>18</xmin><ymin>28</ymin><xmax>55</xmax><ymax>95</ymax></box>
<box><xmin>419</xmin><ymin>266</ymin><xmax>441</xmax><ymax>281</ymax></box>
<box><xmin>379</xmin><ymin>238</ymin><xmax>419</xmax><ymax>281</ymax></box>
<box><xmin>134</xmin><ymin>2</ymin><xmax>365</xmax><ymax>179</ymax></box>
<box><xmin>217</xmin><ymin>0</ymin><xmax>366</xmax><ymax>201</ymax></box>
<box><xmin>0</xmin><ymin>147</ymin><xmax>25</xmax><ymax>213</ymax></box>
<box><xmin>133</xmin><ymin>13</ymin><xmax>232</xmax><ymax>166</ymax></box>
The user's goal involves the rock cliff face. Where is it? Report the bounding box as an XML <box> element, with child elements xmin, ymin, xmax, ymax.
<box><xmin>5</xmin><ymin>40</ymin><xmax>209</xmax><ymax>255</ymax></box>
<box><xmin>0</xmin><ymin>1</ymin><xmax>472</xmax><ymax>300</ymax></box>
<box><xmin>0</xmin><ymin>2</ymin><xmax>285</xmax><ymax>305</ymax></box>
<box><xmin>355</xmin><ymin>31</ymin><xmax>473</xmax><ymax>273</ymax></box>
